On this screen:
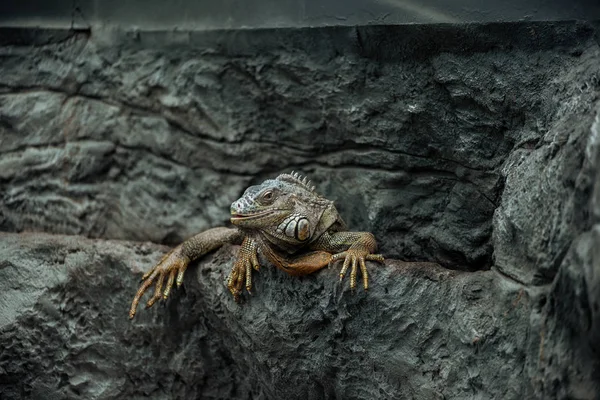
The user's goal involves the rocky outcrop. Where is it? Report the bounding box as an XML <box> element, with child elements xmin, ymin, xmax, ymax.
<box><xmin>0</xmin><ymin>232</ymin><xmax>537</xmax><ymax>399</ymax></box>
<box><xmin>1</xmin><ymin>22</ymin><xmax>599</xmax><ymax>399</ymax></box>
<box><xmin>0</xmin><ymin>22</ymin><xmax>596</xmax><ymax>270</ymax></box>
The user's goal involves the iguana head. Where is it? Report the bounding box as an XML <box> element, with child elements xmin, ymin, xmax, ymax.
<box><xmin>230</xmin><ymin>172</ymin><xmax>335</xmax><ymax>246</ymax></box>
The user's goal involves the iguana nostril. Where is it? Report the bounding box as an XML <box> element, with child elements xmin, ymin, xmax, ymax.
<box><xmin>231</xmin><ymin>200</ymin><xmax>243</xmax><ymax>214</ymax></box>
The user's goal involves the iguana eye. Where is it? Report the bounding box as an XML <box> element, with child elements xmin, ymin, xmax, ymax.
<box><xmin>260</xmin><ymin>190</ymin><xmax>275</xmax><ymax>204</ymax></box>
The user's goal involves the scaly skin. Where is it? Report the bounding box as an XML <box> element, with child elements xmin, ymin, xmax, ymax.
<box><xmin>129</xmin><ymin>172</ymin><xmax>384</xmax><ymax>319</ymax></box>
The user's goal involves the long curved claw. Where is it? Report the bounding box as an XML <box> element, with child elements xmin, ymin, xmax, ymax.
<box><xmin>227</xmin><ymin>260</ymin><xmax>247</xmax><ymax>302</ymax></box>
<box><xmin>226</xmin><ymin>268</ymin><xmax>240</xmax><ymax>301</ymax></box>
<box><xmin>176</xmin><ymin>263</ymin><xmax>189</xmax><ymax>288</ymax></box>
<box><xmin>331</xmin><ymin>251</ymin><xmax>348</xmax><ymax>281</ymax></box>
<box><xmin>251</xmin><ymin>251</ymin><xmax>260</xmax><ymax>271</ymax></box>
<box><xmin>366</xmin><ymin>254</ymin><xmax>385</xmax><ymax>262</ymax></box>
<box><xmin>330</xmin><ymin>249</ymin><xmax>384</xmax><ymax>290</ymax></box>
<box><xmin>129</xmin><ymin>248</ymin><xmax>189</xmax><ymax>319</ymax></box>
<box><xmin>245</xmin><ymin>259</ymin><xmax>253</xmax><ymax>294</ymax></box>
<box><xmin>163</xmin><ymin>269</ymin><xmax>176</xmax><ymax>299</ymax></box>
<box><xmin>130</xmin><ymin>268</ymin><xmax>160</xmax><ymax>319</ymax></box>
<box><xmin>350</xmin><ymin>256</ymin><xmax>358</xmax><ymax>290</ymax></box>
<box><xmin>359</xmin><ymin>257</ymin><xmax>368</xmax><ymax>290</ymax></box>
<box><xmin>146</xmin><ymin>271</ymin><xmax>166</xmax><ymax>308</ymax></box>
<box><xmin>234</xmin><ymin>261</ymin><xmax>245</xmax><ymax>296</ymax></box>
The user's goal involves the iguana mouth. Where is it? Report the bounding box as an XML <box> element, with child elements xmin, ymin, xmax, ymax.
<box><xmin>230</xmin><ymin>210</ymin><xmax>274</xmax><ymax>221</ymax></box>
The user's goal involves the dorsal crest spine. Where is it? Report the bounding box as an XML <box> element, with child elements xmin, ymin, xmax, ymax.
<box><xmin>276</xmin><ymin>171</ymin><xmax>316</xmax><ymax>192</ymax></box>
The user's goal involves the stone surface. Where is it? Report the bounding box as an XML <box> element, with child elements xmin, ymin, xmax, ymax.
<box><xmin>1</xmin><ymin>22</ymin><xmax>598</xmax><ymax>271</ymax></box>
<box><xmin>492</xmin><ymin>45</ymin><xmax>600</xmax><ymax>286</ymax></box>
<box><xmin>1</xmin><ymin>21</ymin><xmax>600</xmax><ymax>400</ymax></box>
<box><xmin>527</xmin><ymin>104</ymin><xmax>600</xmax><ymax>399</ymax></box>
<box><xmin>0</xmin><ymin>232</ymin><xmax>535</xmax><ymax>399</ymax></box>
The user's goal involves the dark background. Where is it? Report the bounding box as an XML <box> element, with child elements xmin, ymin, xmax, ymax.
<box><xmin>2</xmin><ymin>0</ymin><xmax>600</xmax><ymax>29</ymax></box>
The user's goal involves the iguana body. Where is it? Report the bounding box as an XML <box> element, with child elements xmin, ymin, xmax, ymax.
<box><xmin>129</xmin><ymin>172</ymin><xmax>384</xmax><ymax>319</ymax></box>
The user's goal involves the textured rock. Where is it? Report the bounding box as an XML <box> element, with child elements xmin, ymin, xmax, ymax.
<box><xmin>0</xmin><ymin>22</ymin><xmax>597</xmax><ymax>271</ymax></box>
<box><xmin>1</xmin><ymin>21</ymin><xmax>600</xmax><ymax>400</ymax></box>
<box><xmin>0</xmin><ymin>232</ymin><xmax>534</xmax><ymax>400</ymax></box>
<box><xmin>527</xmin><ymin>104</ymin><xmax>600</xmax><ymax>399</ymax></box>
<box><xmin>492</xmin><ymin>47</ymin><xmax>600</xmax><ymax>287</ymax></box>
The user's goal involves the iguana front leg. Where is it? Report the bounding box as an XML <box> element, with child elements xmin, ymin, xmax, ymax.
<box><xmin>310</xmin><ymin>231</ymin><xmax>385</xmax><ymax>290</ymax></box>
<box><xmin>226</xmin><ymin>237</ymin><xmax>332</xmax><ymax>301</ymax></box>
<box><xmin>226</xmin><ymin>236</ymin><xmax>261</xmax><ymax>301</ymax></box>
<box><xmin>129</xmin><ymin>227</ymin><xmax>243</xmax><ymax>318</ymax></box>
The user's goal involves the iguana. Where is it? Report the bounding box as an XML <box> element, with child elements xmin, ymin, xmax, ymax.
<box><xmin>129</xmin><ymin>172</ymin><xmax>384</xmax><ymax>319</ymax></box>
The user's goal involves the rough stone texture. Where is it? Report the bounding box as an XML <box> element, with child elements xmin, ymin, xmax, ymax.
<box><xmin>0</xmin><ymin>232</ymin><xmax>536</xmax><ymax>399</ymax></box>
<box><xmin>527</xmin><ymin>103</ymin><xmax>600</xmax><ymax>399</ymax></box>
<box><xmin>1</xmin><ymin>22</ymin><xmax>598</xmax><ymax>271</ymax></box>
<box><xmin>492</xmin><ymin>46</ymin><xmax>600</xmax><ymax>287</ymax></box>
<box><xmin>1</xmin><ymin>21</ymin><xmax>600</xmax><ymax>399</ymax></box>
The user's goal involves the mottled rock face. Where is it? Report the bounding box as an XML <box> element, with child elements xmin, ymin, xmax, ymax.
<box><xmin>1</xmin><ymin>22</ymin><xmax>600</xmax><ymax>400</ymax></box>
<box><xmin>2</xmin><ymin>23</ymin><xmax>593</xmax><ymax>271</ymax></box>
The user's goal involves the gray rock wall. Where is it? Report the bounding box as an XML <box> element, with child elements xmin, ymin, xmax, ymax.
<box><xmin>0</xmin><ymin>233</ymin><xmax>535</xmax><ymax>399</ymax></box>
<box><xmin>3</xmin><ymin>0</ymin><xmax>600</xmax><ymax>29</ymax></box>
<box><xmin>0</xmin><ymin>22</ymin><xmax>599</xmax><ymax>399</ymax></box>
<box><xmin>2</xmin><ymin>22</ymin><xmax>597</xmax><ymax>269</ymax></box>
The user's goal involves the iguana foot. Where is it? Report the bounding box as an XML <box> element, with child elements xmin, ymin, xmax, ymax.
<box><xmin>129</xmin><ymin>246</ymin><xmax>189</xmax><ymax>319</ymax></box>
<box><xmin>227</xmin><ymin>237</ymin><xmax>261</xmax><ymax>301</ymax></box>
<box><xmin>330</xmin><ymin>249</ymin><xmax>384</xmax><ymax>290</ymax></box>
